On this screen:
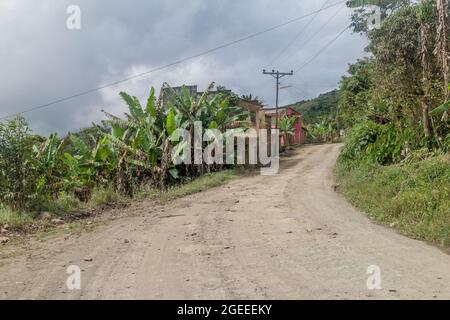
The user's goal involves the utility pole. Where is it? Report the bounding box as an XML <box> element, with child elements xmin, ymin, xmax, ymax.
<box><xmin>263</xmin><ymin>69</ymin><xmax>294</xmax><ymax>129</ymax></box>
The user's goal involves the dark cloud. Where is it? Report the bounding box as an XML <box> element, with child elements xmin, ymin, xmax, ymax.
<box><xmin>0</xmin><ymin>0</ymin><xmax>367</xmax><ymax>135</ymax></box>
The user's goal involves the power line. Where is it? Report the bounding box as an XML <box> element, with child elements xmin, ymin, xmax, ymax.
<box><xmin>262</xmin><ymin>69</ymin><xmax>294</xmax><ymax>130</ymax></box>
<box><xmin>266</xmin><ymin>0</ymin><xmax>331</xmax><ymax>69</ymax></box>
<box><xmin>278</xmin><ymin>2</ymin><xmax>346</xmax><ymax>70</ymax></box>
<box><xmin>286</xmin><ymin>86</ymin><xmax>305</xmax><ymax>97</ymax></box>
<box><xmin>280</xmin><ymin>80</ymin><xmax>339</xmax><ymax>91</ymax></box>
<box><xmin>0</xmin><ymin>0</ymin><xmax>347</xmax><ymax>121</ymax></box>
<box><xmin>287</xmin><ymin>82</ymin><xmax>339</xmax><ymax>89</ymax></box>
<box><xmin>294</xmin><ymin>24</ymin><xmax>351</xmax><ymax>73</ymax></box>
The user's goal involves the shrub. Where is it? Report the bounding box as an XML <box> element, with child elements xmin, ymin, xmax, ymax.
<box><xmin>336</xmin><ymin>155</ymin><xmax>450</xmax><ymax>246</ymax></box>
<box><xmin>340</xmin><ymin>121</ymin><xmax>406</xmax><ymax>166</ymax></box>
<box><xmin>0</xmin><ymin>116</ymin><xmax>40</xmax><ymax>210</ymax></box>
<box><xmin>42</xmin><ymin>192</ymin><xmax>81</xmax><ymax>216</ymax></box>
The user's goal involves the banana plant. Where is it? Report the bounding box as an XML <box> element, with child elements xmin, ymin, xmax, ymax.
<box><xmin>101</xmin><ymin>87</ymin><xmax>182</xmax><ymax>191</ymax></box>
<box><xmin>278</xmin><ymin>115</ymin><xmax>297</xmax><ymax>145</ymax></box>
<box><xmin>202</xmin><ymin>94</ymin><xmax>251</xmax><ymax>131</ymax></box>
<box><xmin>308</xmin><ymin>118</ymin><xmax>336</xmax><ymax>142</ymax></box>
<box><xmin>430</xmin><ymin>84</ymin><xmax>450</xmax><ymax>123</ymax></box>
<box><xmin>161</xmin><ymin>82</ymin><xmax>215</xmax><ymax>129</ymax></box>
<box><xmin>61</xmin><ymin>135</ymin><xmax>97</xmax><ymax>191</ymax></box>
<box><xmin>32</xmin><ymin>133</ymin><xmax>65</xmax><ymax>198</ymax></box>
<box><xmin>162</xmin><ymin>83</ymin><xmax>251</xmax><ymax>174</ymax></box>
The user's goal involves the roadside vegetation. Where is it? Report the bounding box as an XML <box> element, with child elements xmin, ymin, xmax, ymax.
<box><xmin>294</xmin><ymin>1</ymin><xmax>449</xmax><ymax>247</ymax></box>
<box><xmin>138</xmin><ymin>169</ymin><xmax>241</xmax><ymax>203</ymax></box>
<box><xmin>293</xmin><ymin>90</ymin><xmax>341</xmax><ymax>143</ymax></box>
<box><xmin>334</xmin><ymin>1</ymin><xmax>450</xmax><ymax>247</ymax></box>
<box><xmin>294</xmin><ymin>90</ymin><xmax>339</xmax><ymax>125</ymax></box>
<box><xmin>0</xmin><ymin>83</ymin><xmax>250</xmax><ymax>236</ymax></box>
<box><xmin>336</xmin><ymin>122</ymin><xmax>449</xmax><ymax>246</ymax></box>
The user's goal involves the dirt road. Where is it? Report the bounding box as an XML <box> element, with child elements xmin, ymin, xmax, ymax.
<box><xmin>0</xmin><ymin>144</ymin><xmax>448</xmax><ymax>299</ymax></box>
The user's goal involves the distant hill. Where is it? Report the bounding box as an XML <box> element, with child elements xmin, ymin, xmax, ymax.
<box><xmin>289</xmin><ymin>90</ymin><xmax>339</xmax><ymax>125</ymax></box>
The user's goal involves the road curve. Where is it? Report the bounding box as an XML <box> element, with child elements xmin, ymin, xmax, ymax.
<box><xmin>0</xmin><ymin>144</ymin><xmax>449</xmax><ymax>299</ymax></box>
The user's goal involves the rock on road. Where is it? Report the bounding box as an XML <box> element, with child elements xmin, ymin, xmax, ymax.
<box><xmin>0</xmin><ymin>144</ymin><xmax>449</xmax><ymax>299</ymax></box>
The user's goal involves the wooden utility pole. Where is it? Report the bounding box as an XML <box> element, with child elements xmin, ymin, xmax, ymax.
<box><xmin>263</xmin><ymin>69</ymin><xmax>294</xmax><ymax>129</ymax></box>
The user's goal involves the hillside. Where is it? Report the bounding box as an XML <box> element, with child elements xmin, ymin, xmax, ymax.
<box><xmin>291</xmin><ymin>89</ymin><xmax>339</xmax><ymax>125</ymax></box>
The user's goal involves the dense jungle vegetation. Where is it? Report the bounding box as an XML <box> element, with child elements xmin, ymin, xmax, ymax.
<box><xmin>0</xmin><ymin>83</ymin><xmax>250</xmax><ymax>230</ymax></box>
<box><xmin>335</xmin><ymin>0</ymin><xmax>450</xmax><ymax>246</ymax></box>
<box><xmin>292</xmin><ymin>90</ymin><xmax>340</xmax><ymax>143</ymax></box>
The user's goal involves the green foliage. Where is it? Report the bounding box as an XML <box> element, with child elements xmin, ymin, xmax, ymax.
<box><xmin>430</xmin><ymin>87</ymin><xmax>450</xmax><ymax>116</ymax></box>
<box><xmin>32</xmin><ymin>133</ymin><xmax>65</xmax><ymax>203</ymax></box>
<box><xmin>338</xmin><ymin>58</ymin><xmax>374</xmax><ymax>127</ymax></box>
<box><xmin>166</xmin><ymin>109</ymin><xmax>177</xmax><ymax>136</ymax></box>
<box><xmin>0</xmin><ymin>116</ymin><xmax>40</xmax><ymax>210</ymax></box>
<box><xmin>141</xmin><ymin>170</ymin><xmax>239</xmax><ymax>203</ymax></box>
<box><xmin>278</xmin><ymin>115</ymin><xmax>296</xmax><ymax>145</ymax></box>
<box><xmin>337</xmin><ymin>2</ymin><xmax>450</xmax><ymax>246</ymax></box>
<box><xmin>416</xmin><ymin>0</ymin><xmax>434</xmax><ymax>23</ymax></box>
<box><xmin>431</xmin><ymin>101</ymin><xmax>450</xmax><ymax>116</ymax></box>
<box><xmin>0</xmin><ymin>84</ymin><xmax>250</xmax><ymax>221</ymax></box>
<box><xmin>0</xmin><ymin>205</ymin><xmax>34</xmax><ymax>231</ymax></box>
<box><xmin>444</xmin><ymin>134</ymin><xmax>450</xmax><ymax>152</ymax></box>
<box><xmin>336</xmin><ymin>154</ymin><xmax>450</xmax><ymax>247</ymax></box>
<box><xmin>339</xmin><ymin>2</ymin><xmax>449</xmax><ymax>151</ymax></box>
<box><xmin>347</xmin><ymin>0</ymin><xmax>411</xmax><ymax>34</ymax></box>
<box><xmin>308</xmin><ymin>118</ymin><xmax>338</xmax><ymax>143</ymax></box>
<box><xmin>293</xmin><ymin>90</ymin><xmax>339</xmax><ymax>124</ymax></box>
<box><xmin>290</xmin><ymin>90</ymin><xmax>340</xmax><ymax>143</ymax></box>
<box><xmin>87</xmin><ymin>185</ymin><xmax>125</xmax><ymax>208</ymax></box>
<box><xmin>340</xmin><ymin>121</ymin><xmax>409</xmax><ymax>165</ymax></box>
<box><xmin>43</xmin><ymin>192</ymin><xmax>81</xmax><ymax>216</ymax></box>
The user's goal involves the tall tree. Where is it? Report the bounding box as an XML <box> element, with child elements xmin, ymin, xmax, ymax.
<box><xmin>435</xmin><ymin>0</ymin><xmax>450</xmax><ymax>121</ymax></box>
<box><xmin>347</xmin><ymin>0</ymin><xmax>410</xmax><ymax>33</ymax></box>
<box><xmin>418</xmin><ymin>0</ymin><xmax>434</xmax><ymax>138</ymax></box>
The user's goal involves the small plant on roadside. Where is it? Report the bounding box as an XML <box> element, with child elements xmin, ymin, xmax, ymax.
<box><xmin>0</xmin><ymin>205</ymin><xmax>34</xmax><ymax>231</ymax></box>
<box><xmin>87</xmin><ymin>185</ymin><xmax>125</xmax><ymax>208</ymax></box>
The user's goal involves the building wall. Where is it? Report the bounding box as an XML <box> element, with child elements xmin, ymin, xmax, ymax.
<box><xmin>266</xmin><ymin>107</ymin><xmax>305</xmax><ymax>146</ymax></box>
<box><xmin>284</xmin><ymin>108</ymin><xmax>303</xmax><ymax>145</ymax></box>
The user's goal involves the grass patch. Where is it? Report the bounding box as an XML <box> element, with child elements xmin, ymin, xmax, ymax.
<box><xmin>138</xmin><ymin>169</ymin><xmax>242</xmax><ymax>203</ymax></box>
<box><xmin>0</xmin><ymin>205</ymin><xmax>34</xmax><ymax>231</ymax></box>
<box><xmin>1</xmin><ymin>169</ymin><xmax>245</xmax><ymax>239</ymax></box>
<box><xmin>336</xmin><ymin>155</ymin><xmax>450</xmax><ymax>247</ymax></box>
<box><xmin>86</xmin><ymin>185</ymin><xmax>126</xmax><ymax>208</ymax></box>
<box><xmin>43</xmin><ymin>192</ymin><xmax>82</xmax><ymax>216</ymax></box>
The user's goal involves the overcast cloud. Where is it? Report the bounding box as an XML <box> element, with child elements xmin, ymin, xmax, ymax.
<box><xmin>0</xmin><ymin>0</ymin><xmax>367</xmax><ymax>135</ymax></box>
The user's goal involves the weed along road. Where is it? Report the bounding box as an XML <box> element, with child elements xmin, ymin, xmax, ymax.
<box><xmin>0</xmin><ymin>144</ymin><xmax>449</xmax><ymax>299</ymax></box>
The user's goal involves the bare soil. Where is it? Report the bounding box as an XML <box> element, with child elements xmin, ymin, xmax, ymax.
<box><xmin>0</xmin><ymin>144</ymin><xmax>448</xmax><ymax>299</ymax></box>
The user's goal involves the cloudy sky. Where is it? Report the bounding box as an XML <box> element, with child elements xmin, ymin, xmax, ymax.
<box><xmin>0</xmin><ymin>0</ymin><xmax>368</xmax><ymax>135</ymax></box>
